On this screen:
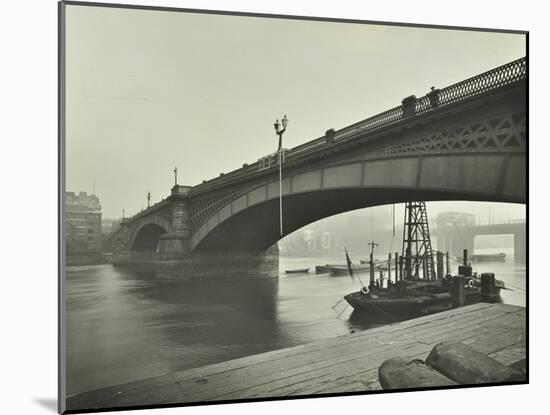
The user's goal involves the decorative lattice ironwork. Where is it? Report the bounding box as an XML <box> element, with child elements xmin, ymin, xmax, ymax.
<box><xmin>376</xmin><ymin>112</ymin><xmax>526</xmax><ymax>158</ymax></box>
<box><xmin>190</xmin><ymin>189</ymin><xmax>242</xmax><ymax>233</ymax></box>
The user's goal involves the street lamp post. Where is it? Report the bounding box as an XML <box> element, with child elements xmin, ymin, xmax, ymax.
<box><xmin>273</xmin><ymin>115</ymin><xmax>289</xmax><ymax>236</ymax></box>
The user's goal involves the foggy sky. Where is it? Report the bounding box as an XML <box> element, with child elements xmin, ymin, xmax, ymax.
<box><xmin>65</xmin><ymin>4</ymin><xmax>526</xmax><ymax>220</ymax></box>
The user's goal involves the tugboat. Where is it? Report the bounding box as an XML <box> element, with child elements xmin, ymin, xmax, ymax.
<box><xmin>344</xmin><ymin>268</ymin><xmax>507</xmax><ymax>318</ymax></box>
<box><xmin>343</xmin><ymin>202</ymin><xmax>507</xmax><ymax>319</ymax></box>
<box><xmin>439</xmin><ymin>250</ymin><xmax>507</xmax><ymax>304</ymax></box>
<box><xmin>344</xmin><ymin>279</ymin><xmax>453</xmax><ymax>317</ymax></box>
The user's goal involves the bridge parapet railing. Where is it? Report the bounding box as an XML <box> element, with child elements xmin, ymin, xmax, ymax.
<box><xmin>482</xmin><ymin>219</ymin><xmax>526</xmax><ymax>226</ymax></box>
<box><xmin>416</xmin><ymin>57</ymin><xmax>526</xmax><ymax>114</ymax></box>
<box><xmin>191</xmin><ymin>57</ymin><xmax>525</xmax><ymax>193</ymax></box>
<box><xmin>331</xmin><ymin>57</ymin><xmax>526</xmax><ymax>144</ymax></box>
<box><xmin>286</xmin><ymin>137</ymin><xmax>327</xmax><ymax>158</ymax></box>
<box><xmin>333</xmin><ymin>105</ymin><xmax>404</xmax><ymax>142</ymax></box>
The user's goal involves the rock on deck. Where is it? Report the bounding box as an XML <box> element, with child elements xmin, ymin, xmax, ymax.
<box><xmin>66</xmin><ymin>303</ymin><xmax>526</xmax><ymax>412</ymax></box>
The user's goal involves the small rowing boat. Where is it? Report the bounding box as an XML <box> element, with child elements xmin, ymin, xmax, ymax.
<box><xmin>472</xmin><ymin>253</ymin><xmax>506</xmax><ymax>262</ymax></box>
<box><xmin>457</xmin><ymin>252</ymin><xmax>506</xmax><ymax>263</ymax></box>
<box><xmin>285</xmin><ymin>268</ymin><xmax>310</xmax><ymax>274</ymax></box>
<box><xmin>315</xmin><ymin>264</ymin><xmax>342</xmax><ymax>274</ymax></box>
<box><xmin>328</xmin><ymin>263</ymin><xmax>374</xmax><ymax>276</ymax></box>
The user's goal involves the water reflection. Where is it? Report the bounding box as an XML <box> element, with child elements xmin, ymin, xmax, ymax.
<box><xmin>65</xmin><ymin>250</ymin><xmax>525</xmax><ymax>396</ymax></box>
<box><xmin>66</xmin><ymin>267</ymin><xmax>282</xmax><ymax>396</ymax></box>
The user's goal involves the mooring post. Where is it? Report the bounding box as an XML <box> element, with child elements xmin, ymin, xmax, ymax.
<box><xmin>423</xmin><ymin>256</ymin><xmax>428</xmax><ymax>280</ymax></box>
<box><xmin>405</xmin><ymin>247</ymin><xmax>411</xmax><ymax>280</ymax></box>
<box><xmin>369</xmin><ymin>252</ymin><xmax>375</xmax><ymax>288</ymax></box>
<box><xmin>395</xmin><ymin>252</ymin><xmax>399</xmax><ymax>281</ymax></box>
<box><xmin>481</xmin><ymin>273</ymin><xmax>498</xmax><ymax>302</ymax></box>
<box><xmin>436</xmin><ymin>251</ymin><xmax>444</xmax><ymax>279</ymax></box>
<box><xmin>452</xmin><ymin>275</ymin><xmax>465</xmax><ymax>307</ymax></box>
<box><xmin>388</xmin><ymin>253</ymin><xmax>392</xmax><ymax>285</ymax></box>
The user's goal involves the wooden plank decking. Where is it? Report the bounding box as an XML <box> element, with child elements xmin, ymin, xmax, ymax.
<box><xmin>66</xmin><ymin>303</ymin><xmax>526</xmax><ymax>412</ymax></box>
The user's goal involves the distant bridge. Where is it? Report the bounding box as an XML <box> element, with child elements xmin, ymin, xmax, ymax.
<box><xmin>110</xmin><ymin>57</ymin><xmax>526</xmax><ymax>278</ymax></box>
<box><xmin>434</xmin><ymin>220</ymin><xmax>526</xmax><ymax>262</ymax></box>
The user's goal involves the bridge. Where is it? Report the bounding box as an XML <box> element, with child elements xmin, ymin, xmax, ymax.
<box><xmin>434</xmin><ymin>220</ymin><xmax>526</xmax><ymax>262</ymax></box>
<box><xmin>110</xmin><ymin>57</ymin><xmax>526</xmax><ymax>279</ymax></box>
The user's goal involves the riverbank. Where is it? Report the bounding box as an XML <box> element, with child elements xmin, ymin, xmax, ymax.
<box><xmin>66</xmin><ymin>303</ymin><xmax>526</xmax><ymax>412</ymax></box>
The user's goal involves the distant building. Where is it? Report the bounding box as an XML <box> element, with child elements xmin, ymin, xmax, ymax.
<box><xmin>66</xmin><ymin>191</ymin><xmax>102</xmax><ymax>264</ymax></box>
<box><xmin>321</xmin><ymin>232</ymin><xmax>335</xmax><ymax>249</ymax></box>
<box><xmin>303</xmin><ymin>229</ymin><xmax>317</xmax><ymax>250</ymax></box>
<box><xmin>101</xmin><ymin>217</ymin><xmax>121</xmax><ymax>235</ymax></box>
<box><xmin>436</xmin><ymin>212</ymin><xmax>476</xmax><ymax>228</ymax></box>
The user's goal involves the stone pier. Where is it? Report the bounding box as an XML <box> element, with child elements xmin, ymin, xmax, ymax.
<box><xmin>113</xmin><ymin>185</ymin><xmax>280</xmax><ymax>280</ymax></box>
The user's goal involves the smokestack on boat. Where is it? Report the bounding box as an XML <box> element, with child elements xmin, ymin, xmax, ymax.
<box><xmin>458</xmin><ymin>249</ymin><xmax>472</xmax><ymax>278</ymax></box>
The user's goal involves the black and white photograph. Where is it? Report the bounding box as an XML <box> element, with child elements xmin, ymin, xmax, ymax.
<box><xmin>57</xmin><ymin>1</ymin><xmax>529</xmax><ymax>413</ymax></box>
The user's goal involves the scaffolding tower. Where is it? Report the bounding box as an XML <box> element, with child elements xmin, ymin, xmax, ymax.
<box><xmin>401</xmin><ymin>202</ymin><xmax>436</xmax><ymax>280</ymax></box>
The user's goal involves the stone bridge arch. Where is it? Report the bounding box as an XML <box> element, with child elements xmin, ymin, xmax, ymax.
<box><xmin>128</xmin><ymin>216</ymin><xmax>174</xmax><ymax>252</ymax></box>
<box><xmin>190</xmin><ymin>148</ymin><xmax>526</xmax><ymax>254</ymax></box>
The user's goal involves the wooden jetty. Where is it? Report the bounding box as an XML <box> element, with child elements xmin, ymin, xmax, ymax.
<box><xmin>66</xmin><ymin>303</ymin><xmax>526</xmax><ymax>411</ymax></box>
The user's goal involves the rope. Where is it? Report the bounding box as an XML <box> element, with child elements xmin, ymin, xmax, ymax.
<box><xmin>388</xmin><ymin>205</ymin><xmax>396</xmax><ymax>259</ymax></box>
<box><xmin>331</xmin><ymin>297</ymin><xmax>346</xmax><ymax>309</ymax></box>
<box><xmin>388</xmin><ymin>235</ymin><xmax>396</xmax><ymax>258</ymax></box>
<box><xmin>370</xmin><ymin>208</ymin><xmax>374</xmax><ymax>241</ymax></box>
<box><xmin>448</xmin><ymin>255</ymin><xmax>463</xmax><ymax>264</ymax></box>
<box><xmin>336</xmin><ymin>303</ymin><xmax>349</xmax><ymax>319</ymax></box>
<box><xmin>502</xmin><ymin>282</ymin><xmax>526</xmax><ymax>292</ymax></box>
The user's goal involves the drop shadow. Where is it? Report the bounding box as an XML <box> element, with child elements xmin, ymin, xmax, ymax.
<box><xmin>34</xmin><ymin>398</ymin><xmax>57</xmax><ymax>412</ymax></box>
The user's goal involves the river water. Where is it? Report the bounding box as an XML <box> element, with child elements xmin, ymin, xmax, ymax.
<box><xmin>65</xmin><ymin>248</ymin><xmax>525</xmax><ymax>396</ymax></box>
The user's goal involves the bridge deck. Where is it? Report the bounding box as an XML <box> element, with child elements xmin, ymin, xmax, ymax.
<box><xmin>66</xmin><ymin>303</ymin><xmax>526</xmax><ymax>411</ymax></box>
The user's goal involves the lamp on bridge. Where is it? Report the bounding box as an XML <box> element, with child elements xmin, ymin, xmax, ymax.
<box><xmin>273</xmin><ymin>114</ymin><xmax>288</xmax><ymax>151</ymax></box>
<box><xmin>273</xmin><ymin>114</ymin><xmax>289</xmax><ymax>236</ymax></box>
